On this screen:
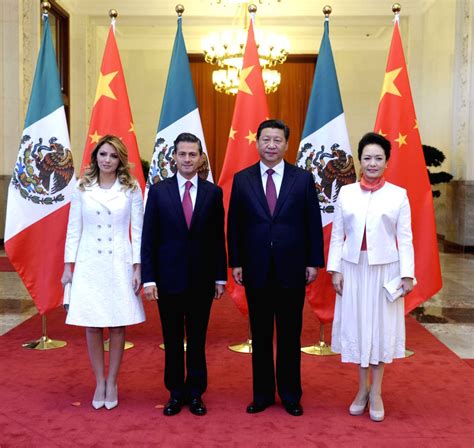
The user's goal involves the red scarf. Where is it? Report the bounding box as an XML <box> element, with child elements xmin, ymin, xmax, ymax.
<box><xmin>359</xmin><ymin>174</ymin><xmax>385</xmax><ymax>250</ymax></box>
<box><xmin>360</xmin><ymin>174</ymin><xmax>385</xmax><ymax>192</ymax></box>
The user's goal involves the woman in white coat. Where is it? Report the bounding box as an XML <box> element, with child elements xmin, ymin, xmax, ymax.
<box><xmin>327</xmin><ymin>132</ymin><xmax>415</xmax><ymax>422</ymax></box>
<box><xmin>61</xmin><ymin>135</ymin><xmax>145</xmax><ymax>410</ymax></box>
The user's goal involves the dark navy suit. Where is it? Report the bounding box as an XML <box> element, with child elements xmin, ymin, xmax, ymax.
<box><xmin>228</xmin><ymin>161</ymin><xmax>324</xmax><ymax>405</ymax></box>
<box><xmin>141</xmin><ymin>175</ymin><xmax>227</xmax><ymax>399</ymax></box>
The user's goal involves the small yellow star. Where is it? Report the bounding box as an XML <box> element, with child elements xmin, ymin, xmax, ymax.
<box><xmin>245</xmin><ymin>130</ymin><xmax>257</xmax><ymax>144</ymax></box>
<box><xmin>380</xmin><ymin>67</ymin><xmax>402</xmax><ymax>101</ymax></box>
<box><xmin>229</xmin><ymin>127</ymin><xmax>237</xmax><ymax>140</ymax></box>
<box><xmin>89</xmin><ymin>130</ymin><xmax>102</xmax><ymax>144</ymax></box>
<box><xmin>413</xmin><ymin>119</ymin><xmax>418</xmax><ymax>129</ymax></box>
<box><xmin>129</xmin><ymin>122</ymin><xmax>135</xmax><ymax>133</ymax></box>
<box><xmin>395</xmin><ymin>133</ymin><xmax>407</xmax><ymax>147</ymax></box>
<box><xmin>239</xmin><ymin>66</ymin><xmax>254</xmax><ymax>95</ymax></box>
<box><xmin>378</xmin><ymin>129</ymin><xmax>387</xmax><ymax>137</ymax></box>
<box><xmin>93</xmin><ymin>71</ymin><xmax>118</xmax><ymax>106</ymax></box>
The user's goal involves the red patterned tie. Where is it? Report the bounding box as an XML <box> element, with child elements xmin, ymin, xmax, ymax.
<box><xmin>182</xmin><ymin>181</ymin><xmax>193</xmax><ymax>228</ymax></box>
<box><xmin>266</xmin><ymin>169</ymin><xmax>277</xmax><ymax>215</ymax></box>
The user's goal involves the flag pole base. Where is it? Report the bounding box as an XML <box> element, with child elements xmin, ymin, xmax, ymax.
<box><xmin>228</xmin><ymin>339</ymin><xmax>252</xmax><ymax>353</ymax></box>
<box><xmin>104</xmin><ymin>339</ymin><xmax>134</xmax><ymax>351</ymax></box>
<box><xmin>159</xmin><ymin>340</ymin><xmax>187</xmax><ymax>351</ymax></box>
<box><xmin>404</xmin><ymin>348</ymin><xmax>415</xmax><ymax>357</ymax></box>
<box><xmin>22</xmin><ymin>336</ymin><xmax>67</xmax><ymax>350</ymax></box>
<box><xmin>301</xmin><ymin>341</ymin><xmax>338</xmax><ymax>356</ymax></box>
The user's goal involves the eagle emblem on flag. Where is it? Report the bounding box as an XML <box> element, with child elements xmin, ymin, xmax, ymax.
<box><xmin>297</xmin><ymin>141</ymin><xmax>356</xmax><ymax>213</ymax></box>
<box><xmin>12</xmin><ymin>135</ymin><xmax>74</xmax><ymax>204</ymax></box>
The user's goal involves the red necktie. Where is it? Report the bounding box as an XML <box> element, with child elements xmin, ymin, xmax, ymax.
<box><xmin>182</xmin><ymin>181</ymin><xmax>193</xmax><ymax>228</ymax></box>
<box><xmin>266</xmin><ymin>169</ymin><xmax>277</xmax><ymax>215</ymax></box>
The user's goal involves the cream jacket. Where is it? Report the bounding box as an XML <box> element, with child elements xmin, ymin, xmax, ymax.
<box><xmin>326</xmin><ymin>181</ymin><xmax>414</xmax><ymax>278</ymax></box>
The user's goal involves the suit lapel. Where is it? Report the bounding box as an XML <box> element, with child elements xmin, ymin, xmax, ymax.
<box><xmin>247</xmin><ymin>163</ymin><xmax>271</xmax><ymax>217</ymax></box>
<box><xmin>191</xmin><ymin>177</ymin><xmax>209</xmax><ymax>229</ymax></box>
<box><xmin>273</xmin><ymin>162</ymin><xmax>297</xmax><ymax>218</ymax></box>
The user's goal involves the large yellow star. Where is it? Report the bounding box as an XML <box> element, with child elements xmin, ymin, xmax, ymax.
<box><xmin>380</xmin><ymin>67</ymin><xmax>402</xmax><ymax>101</ymax></box>
<box><xmin>245</xmin><ymin>130</ymin><xmax>257</xmax><ymax>144</ymax></box>
<box><xmin>395</xmin><ymin>132</ymin><xmax>407</xmax><ymax>147</ymax></box>
<box><xmin>89</xmin><ymin>130</ymin><xmax>102</xmax><ymax>144</ymax></box>
<box><xmin>93</xmin><ymin>71</ymin><xmax>118</xmax><ymax>106</ymax></box>
<box><xmin>129</xmin><ymin>122</ymin><xmax>135</xmax><ymax>134</ymax></box>
<box><xmin>238</xmin><ymin>66</ymin><xmax>254</xmax><ymax>95</ymax></box>
<box><xmin>229</xmin><ymin>127</ymin><xmax>237</xmax><ymax>140</ymax></box>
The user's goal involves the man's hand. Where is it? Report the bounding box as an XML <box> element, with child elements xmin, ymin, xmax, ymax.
<box><xmin>232</xmin><ymin>267</ymin><xmax>244</xmax><ymax>286</ymax></box>
<box><xmin>214</xmin><ymin>284</ymin><xmax>225</xmax><ymax>300</ymax></box>
<box><xmin>305</xmin><ymin>267</ymin><xmax>318</xmax><ymax>285</ymax></box>
<box><xmin>144</xmin><ymin>285</ymin><xmax>158</xmax><ymax>301</ymax></box>
<box><xmin>331</xmin><ymin>272</ymin><xmax>344</xmax><ymax>295</ymax></box>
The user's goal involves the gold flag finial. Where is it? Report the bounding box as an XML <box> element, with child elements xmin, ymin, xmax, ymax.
<box><xmin>392</xmin><ymin>3</ymin><xmax>401</xmax><ymax>14</ymax></box>
<box><xmin>109</xmin><ymin>9</ymin><xmax>118</xmax><ymax>19</ymax></box>
<box><xmin>176</xmin><ymin>4</ymin><xmax>185</xmax><ymax>17</ymax></box>
<box><xmin>323</xmin><ymin>5</ymin><xmax>332</xmax><ymax>18</ymax></box>
<box><xmin>41</xmin><ymin>1</ymin><xmax>51</xmax><ymax>14</ymax></box>
<box><xmin>248</xmin><ymin>4</ymin><xmax>257</xmax><ymax>14</ymax></box>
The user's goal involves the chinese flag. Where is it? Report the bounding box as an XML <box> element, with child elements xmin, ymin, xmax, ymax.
<box><xmin>82</xmin><ymin>25</ymin><xmax>145</xmax><ymax>191</ymax></box>
<box><xmin>218</xmin><ymin>20</ymin><xmax>269</xmax><ymax>315</ymax></box>
<box><xmin>374</xmin><ymin>19</ymin><xmax>442</xmax><ymax>312</ymax></box>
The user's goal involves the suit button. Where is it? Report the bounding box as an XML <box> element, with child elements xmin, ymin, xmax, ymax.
<box><xmin>108</xmin><ymin>211</ymin><xmax>112</xmax><ymax>215</ymax></box>
<box><xmin>97</xmin><ymin>225</ymin><xmax>102</xmax><ymax>229</ymax></box>
<box><xmin>108</xmin><ymin>224</ymin><xmax>112</xmax><ymax>228</ymax></box>
<box><xmin>98</xmin><ymin>250</ymin><xmax>102</xmax><ymax>254</ymax></box>
<box><xmin>97</xmin><ymin>238</ymin><xmax>101</xmax><ymax>242</ymax></box>
<box><xmin>108</xmin><ymin>237</ymin><xmax>112</xmax><ymax>241</ymax></box>
<box><xmin>108</xmin><ymin>250</ymin><xmax>112</xmax><ymax>254</ymax></box>
<box><xmin>97</xmin><ymin>211</ymin><xmax>100</xmax><ymax>215</ymax></box>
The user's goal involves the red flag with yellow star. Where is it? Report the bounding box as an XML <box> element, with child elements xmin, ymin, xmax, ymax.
<box><xmin>82</xmin><ymin>25</ymin><xmax>145</xmax><ymax>190</ymax></box>
<box><xmin>218</xmin><ymin>19</ymin><xmax>269</xmax><ymax>315</ymax></box>
<box><xmin>374</xmin><ymin>17</ymin><xmax>442</xmax><ymax>312</ymax></box>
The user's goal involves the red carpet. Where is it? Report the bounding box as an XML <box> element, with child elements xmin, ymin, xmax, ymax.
<box><xmin>1</xmin><ymin>294</ymin><xmax>473</xmax><ymax>447</ymax></box>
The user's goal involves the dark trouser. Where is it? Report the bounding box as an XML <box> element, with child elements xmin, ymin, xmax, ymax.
<box><xmin>157</xmin><ymin>290</ymin><xmax>213</xmax><ymax>400</ymax></box>
<box><xmin>245</xmin><ymin>265</ymin><xmax>305</xmax><ymax>405</ymax></box>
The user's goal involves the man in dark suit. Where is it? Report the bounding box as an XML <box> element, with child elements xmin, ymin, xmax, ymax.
<box><xmin>228</xmin><ymin>119</ymin><xmax>324</xmax><ymax>416</ymax></box>
<box><xmin>141</xmin><ymin>132</ymin><xmax>227</xmax><ymax>416</ymax></box>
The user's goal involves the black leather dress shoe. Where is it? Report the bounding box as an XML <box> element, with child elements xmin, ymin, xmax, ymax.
<box><xmin>163</xmin><ymin>398</ymin><xmax>182</xmax><ymax>416</ymax></box>
<box><xmin>284</xmin><ymin>402</ymin><xmax>303</xmax><ymax>416</ymax></box>
<box><xmin>189</xmin><ymin>397</ymin><xmax>207</xmax><ymax>416</ymax></box>
<box><xmin>246</xmin><ymin>400</ymin><xmax>275</xmax><ymax>414</ymax></box>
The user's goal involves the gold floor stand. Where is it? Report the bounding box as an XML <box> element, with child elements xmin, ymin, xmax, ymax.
<box><xmin>228</xmin><ymin>339</ymin><xmax>252</xmax><ymax>353</ymax></box>
<box><xmin>22</xmin><ymin>315</ymin><xmax>67</xmax><ymax>350</ymax></box>
<box><xmin>22</xmin><ymin>335</ymin><xmax>67</xmax><ymax>350</ymax></box>
<box><xmin>405</xmin><ymin>349</ymin><xmax>415</xmax><ymax>357</ymax></box>
<box><xmin>301</xmin><ymin>341</ymin><xmax>338</xmax><ymax>356</ymax></box>
<box><xmin>104</xmin><ymin>340</ymin><xmax>134</xmax><ymax>351</ymax></box>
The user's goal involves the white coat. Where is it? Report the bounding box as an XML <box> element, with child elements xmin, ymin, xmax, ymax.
<box><xmin>326</xmin><ymin>181</ymin><xmax>414</xmax><ymax>278</ymax></box>
<box><xmin>64</xmin><ymin>179</ymin><xmax>145</xmax><ymax>327</ymax></box>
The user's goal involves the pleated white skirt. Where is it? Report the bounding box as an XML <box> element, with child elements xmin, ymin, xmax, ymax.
<box><xmin>331</xmin><ymin>251</ymin><xmax>405</xmax><ymax>367</ymax></box>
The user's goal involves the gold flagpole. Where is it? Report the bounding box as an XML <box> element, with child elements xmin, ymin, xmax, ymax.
<box><xmin>228</xmin><ymin>321</ymin><xmax>252</xmax><ymax>353</ymax></box>
<box><xmin>301</xmin><ymin>323</ymin><xmax>337</xmax><ymax>356</ymax></box>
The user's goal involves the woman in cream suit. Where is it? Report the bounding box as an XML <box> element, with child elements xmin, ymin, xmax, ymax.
<box><xmin>327</xmin><ymin>132</ymin><xmax>414</xmax><ymax>422</ymax></box>
<box><xmin>61</xmin><ymin>135</ymin><xmax>145</xmax><ymax>410</ymax></box>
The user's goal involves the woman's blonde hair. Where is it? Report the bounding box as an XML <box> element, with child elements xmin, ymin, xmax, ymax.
<box><xmin>78</xmin><ymin>135</ymin><xmax>138</xmax><ymax>191</ymax></box>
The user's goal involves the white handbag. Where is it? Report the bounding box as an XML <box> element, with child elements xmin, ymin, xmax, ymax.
<box><xmin>383</xmin><ymin>276</ymin><xmax>417</xmax><ymax>302</ymax></box>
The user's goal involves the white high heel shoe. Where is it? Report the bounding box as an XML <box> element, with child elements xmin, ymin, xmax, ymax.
<box><xmin>105</xmin><ymin>385</ymin><xmax>118</xmax><ymax>410</ymax></box>
<box><xmin>369</xmin><ymin>393</ymin><xmax>385</xmax><ymax>422</ymax></box>
<box><xmin>349</xmin><ymin>394</ymin><xmax>369</xmax><ymax>415</ymax></box>
<box><xmin>92</xmin><ymin>386</ymin><xmax>105</xmax><ymax>410</ymax></box>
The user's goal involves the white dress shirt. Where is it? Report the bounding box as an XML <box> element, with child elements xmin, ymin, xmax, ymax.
<box><xmin>260</xmin><ymin>159</ymin><xmax>285</xmax><ymax>197</ymax></box>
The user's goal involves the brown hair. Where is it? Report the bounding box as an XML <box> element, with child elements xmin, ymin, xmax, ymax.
<box><xmin>78</xmin><ymin>135</ymin><xmax>137</xmax><ymax>191</ymax></box>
